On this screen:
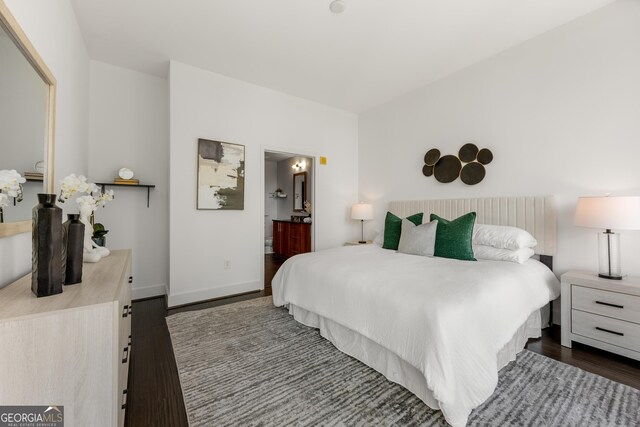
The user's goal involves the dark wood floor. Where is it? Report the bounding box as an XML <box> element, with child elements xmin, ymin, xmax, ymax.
<box><xmin>263</xmin><ymin>253</ymin><xmax>286</xmax><ymax>296</ymax></box>
<box><xmin>124</xmin><ymin>256</ymin><xmax>640</xmax><ymax>426</ymax></box>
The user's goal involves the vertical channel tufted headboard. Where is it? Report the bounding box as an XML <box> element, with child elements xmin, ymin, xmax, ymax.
<box><xmin>388</xmin><ymin>196</ymin><xmax>557</xmax><ymax>256</ymax></box>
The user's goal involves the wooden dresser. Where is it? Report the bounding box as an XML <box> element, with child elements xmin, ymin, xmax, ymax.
<box><xmin>0</xmin><ymin>250</ymin><xmax>133</xmax><ymax>427</ymax></box>
<box><xmin>273</xmin><ymin>220</ymin><xmax>311</xmax><ymax>258</ymax></box>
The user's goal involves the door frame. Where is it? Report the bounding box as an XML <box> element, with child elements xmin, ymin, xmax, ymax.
<box><xmin>261</xmin><ymin>145</ymin><xmax>317</xmax><ymax>290</ymax></box>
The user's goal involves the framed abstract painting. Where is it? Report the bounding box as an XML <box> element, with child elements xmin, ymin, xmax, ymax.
<box><xmin>197</xmin><ymin>138</ymin><xmax>245</xmax><ymax>210</ymax></box>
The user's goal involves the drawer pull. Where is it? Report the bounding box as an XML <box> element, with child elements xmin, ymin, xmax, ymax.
<box><xmin>121</xmin><ymin>389</ymin><xmax>127</xmax><ymax>410</ymax></box>
<box><xmin>128</xmin><ymin>306</ymin><xmax>132</xmax><ymax>316</ymax></box>
<box><xmin>595</xmin><ymin>301</ymin><xmax>624</xmax><ymax>309</ymax></box>
<box><xmin>122</xmin><ymin>305</ymin><xmax>129</xmax><ymax>318</ymax></box>
<box><xmin>122</xmin><ymin>346</ymin><xmax>129</xmax><ymax>363</ymax></box>
<box><xmin>595</xmin><ymin>326</ymin><xmax>624</xmax><ymax>337</ymax></box>
<box><xmin>128</xmin><ymin>276</ymin><xmax>133</xmax><ymax>284</ymax></box>
<box><xmin>128</xmin><ymin>334</ymin><xmax>132</xmax><ymax>347</ymax></box>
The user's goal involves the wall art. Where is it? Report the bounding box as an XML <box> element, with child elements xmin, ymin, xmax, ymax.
<box><xmin>197</xmin><ymin>139</ymin><xmax>245</xmax><ymax>210</ymax></box>
<box><xmin>422</xmin><ymin>143</ymin><xmax>493</xmax><ymax>185</ymax></box>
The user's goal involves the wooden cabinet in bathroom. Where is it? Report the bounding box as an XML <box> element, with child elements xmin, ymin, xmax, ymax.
<box><xmin>272</xmin><ymin>220</ymin><xmax>311</xmax><ymax>258</ymax></box>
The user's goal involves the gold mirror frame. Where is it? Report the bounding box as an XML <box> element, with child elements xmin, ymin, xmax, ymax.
<box><xmin>0</xmin><ymin>0</ymin><xmax>56</xmax><ymax>238</ymax></box>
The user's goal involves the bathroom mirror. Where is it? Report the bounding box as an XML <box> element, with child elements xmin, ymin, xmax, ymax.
<box><xmin>0</xmin><ymin>1</ymin><xmax>56</xmax><ymax>237</ymax></box>
<box><xmin>293</xmin><ymin>172</ymin><xmax>307</xmax><ymax>212</ymax></box>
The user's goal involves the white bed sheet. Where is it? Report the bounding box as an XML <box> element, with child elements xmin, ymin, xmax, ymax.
<box><xmin>272</xmin><ymin>245</ymin><xmax>560</xmax><ymax>427</ymax></box>
<box><xmin>288</xmin><ymin>303</ymin><xmax>542</xmax><ymax>415</ymax></box>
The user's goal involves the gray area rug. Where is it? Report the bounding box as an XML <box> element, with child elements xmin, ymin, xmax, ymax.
<box><xmin>166</xmin><ymin>297</ymin><xmax>639</xmax><ymax>426</ymax></box>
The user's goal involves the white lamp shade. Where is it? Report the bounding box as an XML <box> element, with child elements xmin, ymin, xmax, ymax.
<box><xmin>574</xmin><ymin>196</ymin><xmax>640</xmax><ymax>230</ymax></box>
<box><xmin>351</xmin><ymin>203</ymin><xmax>373</xmax><ymax>220</ymax></box>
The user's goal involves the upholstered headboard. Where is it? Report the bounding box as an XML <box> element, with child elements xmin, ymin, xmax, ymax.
<box><xmin>388</xmin><ymin>196</ymin><xmax>557</xmax><ymax>256</ymax></box>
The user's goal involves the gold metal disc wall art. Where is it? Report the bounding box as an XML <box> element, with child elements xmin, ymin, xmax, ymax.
<box><xmin>433</xmin><ymin>155</ymin><xmax>462</xmax><ymax>183</ymax></box>
<box><xmin>424</xmin><ymin>149</ymin><xmax>441</xmax><ymax>166</ymax></box>
<box><xmin>477</xmin><ymin>148</ymin><xmax>493</xmax><ymax>165</ymax></box>
<box><xmin>422</xmin><ymin>143</ymin><xmax>493</xmax><ymax>185</ymax></box>
<box><xmin>458</xmin><ymin>143</ymin><xmax>479</xmax><ymax>163</ymax></box>
<box><xmin>460</xmin><ymin>162</ymin><xmax>485</xmax><ymax>185</ymax></box>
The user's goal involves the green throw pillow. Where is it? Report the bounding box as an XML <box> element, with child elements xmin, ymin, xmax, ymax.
<box><xmin>430</xmin><ymin>212</ymin><xmax>477</xmax><ymax>261</ymax></box>
<box><xmin>383</xmin><ymin>212</ymin><xmax>423</xmax><ymax>250</ymax></box>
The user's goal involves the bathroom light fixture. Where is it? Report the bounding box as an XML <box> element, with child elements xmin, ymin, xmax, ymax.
<box><xmin>292</xmin><ymin>160</ymin><xmax>306</xmax><ymax>170</ymax></box>
<box><xmin>329</xmin><ymin>0</ymin><xmax>346</xmax><ymax>14</ymax></box>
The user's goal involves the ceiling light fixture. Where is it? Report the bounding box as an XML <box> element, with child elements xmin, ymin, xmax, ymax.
<box><xmin>329</xmin><ymin>0</ymin><xmax>346</xmax><ymax>14</ymax></box>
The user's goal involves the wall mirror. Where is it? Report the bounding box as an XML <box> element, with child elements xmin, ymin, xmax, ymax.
<box><xmin>293</xmin><ymin>172</ymin><xmax>307</xmax><ymax>212</ymax></box>
<box><xmin>0</xmin><ymin>1</ymin><xmax>56</xmax><ymax>237</ymax></box>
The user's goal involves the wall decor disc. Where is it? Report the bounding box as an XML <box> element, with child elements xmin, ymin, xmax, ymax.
<box><xmin>460</xmin><ymin>162</ymin><xmax>486</xmax><ymax>185</ymax></box>
<box><xmin>477</xmin><ymin>148</ymin><xmax>493</xmax><ymax>165</ymax></box>
<box><xmin>458</xmin><ymin>143</ymin><xmax>479</xmax><ymax>162</ymax></box>
<box><xmin>434</xmin><ymin>155</ymin><xmax>462</xmax><ymax>183</ymax></box>
<box><xmin>422</xmin><ymin>164</ymin><xmax>434</xmax><ymax>177</ymax></box>
<box><xmin>424</xmin><ymin>149</ymin><xmax>441</xmax><ymax>166</ymax></box>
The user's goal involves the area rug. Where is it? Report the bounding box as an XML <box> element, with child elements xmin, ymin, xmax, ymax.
<box><xmin>166</xmin><ymin>297</ymin><xmax>639</xmax><ymax>426</ymax></box>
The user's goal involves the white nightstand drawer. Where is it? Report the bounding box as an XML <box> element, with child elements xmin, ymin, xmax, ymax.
<box><xmin>572</xmin><ymin>310</ymin><xmax>640</xmax><ymax>353</ymax></box>
<box><xmin>572</xmin><ymin>285</ymin><xmax>640</xmax><ymax>324</ymax></box>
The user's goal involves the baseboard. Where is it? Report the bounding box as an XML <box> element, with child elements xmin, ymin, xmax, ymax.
<box><xmin>132</xmin><ymin>283</ymin><xmax>167</xmax><ymax>300</ymax></box>
<box><xmin>167</xmin><ymin>280</ymin><xmax>261</xmax><ymax>308</ymax></box>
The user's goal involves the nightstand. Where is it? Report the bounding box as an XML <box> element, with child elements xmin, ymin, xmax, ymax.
<box><xmin>561</xmin><ymin>270</ymin><xmax>640</xmax><ymax>361</ymax></box>
<box><xmin>345</xmin><ymin>240</ymin><xmax>373</xmax><ymax>246</ymax></box>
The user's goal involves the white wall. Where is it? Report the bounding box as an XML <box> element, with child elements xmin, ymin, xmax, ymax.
<box><xmin>169</xmin><ymin>61</ymin><xmax>358</xmax><ymax>306</ymax></box>
<box><xmin>359</xmin><ymin>0</ymin><xmax>640</xmax><ymax>287</ymax></box>
<box><xmin>0</xmin><ymin>0</ymin><xmax>89</xmax><ymax>287</ymax></box>
<box><xmin>264</xmin><ymin>160</ymin><xmax>278</xmax><ymax>240</ymax></box>
<box><xmin>88</xmin><ymin>61</ymin><xmax>169</xmax><ymax>299</ymax></box>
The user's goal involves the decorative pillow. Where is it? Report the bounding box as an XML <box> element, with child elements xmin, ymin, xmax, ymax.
<box><xmin>398</xmin><ymin>219</ymin><xmax>438</xmax><ymax>257</ymax></box>
<box><xmin>473</xmin><ymin>245</ymin><xmax>535</xmax><ymax>264</ymax></box>
<box><xmin>382</xmin><ymin>212</ymin><xmax>423</xmax><ymax>250</ymax></box>
<box><xmin>430</xmin><ymin>212</ymin><xmax>477</xmax><ymax>261</ymax></box>
<box><xmin>473</xmin><ymin>224</ymin><xmax>537</xmax><ymax>250</ymax></box>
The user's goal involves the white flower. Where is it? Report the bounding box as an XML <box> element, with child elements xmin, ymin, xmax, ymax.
<box><xmin>94</xmin><ymin>189</ymin><xmax>114</xmax><ymax>208</ymax></box>
<box><xmin>76</xmin><ymin>194</ymin><xmax>98</xmax><ymax>212</ymax></box>
<box><xmin>0</xmin><ymin>193</ymin><xmax>8</xmax><ymax>209</ymax></box>
<box><xmin>76</xmin><ymin>189</ymin><xmax>115</xmax><ymax>212</ymax></box>
<box><xmin>57</xmin><ymin>172</ymin><xmax>114</xmax><ymax>216</ymax></box>
<box><xmin>0</xmin><ymin>169</ymin><xmax>26</xmax><ymax>203</ymax></box>
<box><xmin>59</xmin><ymin>174</ymin><xmax>95</xmax><ymax>202</ymax></box>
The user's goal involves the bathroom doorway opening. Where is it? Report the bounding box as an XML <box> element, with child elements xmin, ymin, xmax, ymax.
<box><xmin>263</xmin><ymin>149</ymin><xmax>315</xmax><ymax>295</ymax></box>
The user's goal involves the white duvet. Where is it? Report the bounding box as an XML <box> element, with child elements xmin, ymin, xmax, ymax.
<box><xmin>272</xmin><ymin>245</ymin><xmax>560</xmax><ymax>427</ymax></box>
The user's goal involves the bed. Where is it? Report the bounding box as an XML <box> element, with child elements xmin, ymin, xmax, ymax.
<box><xmin>271</xmin><ymin>196</ymin><xmax>561</xmax><ymax>427</ymax></box>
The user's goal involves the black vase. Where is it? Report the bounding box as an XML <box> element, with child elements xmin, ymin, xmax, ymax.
<box><xmin>63</xmin><ymin>214</ymin><xmax>84</xmax><ymax>285</ymax></box>
<box><xmin>32</xmin><ymin>193</ymin><xmax>63</xmax><ymax>297</ymax></box>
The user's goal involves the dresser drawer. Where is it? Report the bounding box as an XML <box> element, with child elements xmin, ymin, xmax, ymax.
<box><xmin>572</xmin><ymin>285</ymin><xmax>640</xmax><ymax>324</ymax></box>
<box><xmin>572</xmin><ymin>309</ymin><xmax>640</xmax><ymax>353</ymax></box>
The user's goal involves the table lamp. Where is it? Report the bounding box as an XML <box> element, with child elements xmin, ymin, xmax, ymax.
<box><xmin>574</xmin><ymin>195</ymin><xmax>640</xmax><ymax>279</ymax></box>
<box><xmin>351</xmin><ymin>203</ymin><xmax>373</xmax><ymax>244</ymax></box>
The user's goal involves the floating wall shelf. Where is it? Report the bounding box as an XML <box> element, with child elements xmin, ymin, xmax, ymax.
<box><xmin>96</xmin><ymin>182</ymin><xmax>156</xmax><ymax>208</ymax></box>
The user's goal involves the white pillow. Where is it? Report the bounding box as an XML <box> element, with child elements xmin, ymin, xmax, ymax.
<box><xmin>473</xmin><ymin>245</ymin><xmax>535</xmax><ymax>264</ymax></box>
<box><xmin>397</xmin><ymin>219</ymin><xmax>438</xmax><ymax>257</ymax></box>
<box><xmin>473</xmin><ymin>224</ymin><xmax>537</xmax><ymax>250</ymax></box>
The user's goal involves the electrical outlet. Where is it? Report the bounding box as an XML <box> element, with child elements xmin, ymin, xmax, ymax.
<box><xmin>224</xmin><ymin>259</ymin><xmax>231</xmax><ymax>269</ymax></box>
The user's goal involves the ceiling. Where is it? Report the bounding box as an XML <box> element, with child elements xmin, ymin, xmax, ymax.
<box><xmin>70</xmin><ymin>0</ymin><xmax>615</xmax><ymax>112</ymax></box>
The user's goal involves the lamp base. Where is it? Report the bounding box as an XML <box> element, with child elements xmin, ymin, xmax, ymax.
<box><xmin>598</xmin><ymin>273</ymin><xmax>623</xmax><ymax>280</ymax></box>
<box><xmin>598</xmin><ymin>230</ymin><xmax>622</xmax><ymax>281</ymax></box>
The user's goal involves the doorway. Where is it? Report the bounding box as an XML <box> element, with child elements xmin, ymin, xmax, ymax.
<box><xmin>263</xmin><ymin>149</ymin><xmax>315</xmax><ymax>295</ymax></box>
